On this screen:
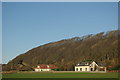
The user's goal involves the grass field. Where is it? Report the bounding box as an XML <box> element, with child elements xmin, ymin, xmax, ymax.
<box><xmin>2</xmin><ymin>72</ymin><xmax>118</xmax><ymax>78</ymax></box>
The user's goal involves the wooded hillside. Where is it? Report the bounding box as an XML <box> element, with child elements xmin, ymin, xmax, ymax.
<box><xmin>2</xmin><ymin>30</ymin><xmax>119</xmax><ymax>71</ymax></box>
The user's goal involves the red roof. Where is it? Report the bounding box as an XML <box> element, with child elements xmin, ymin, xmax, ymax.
<box><xmin>35</xmin><ymin>64</ymin><xmax>58</xmax><ymax>69</ymax></box>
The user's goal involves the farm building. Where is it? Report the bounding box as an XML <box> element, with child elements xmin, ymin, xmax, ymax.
<box><xmin>34</xmin><ymin>64</ymin><xmax>58</xmax><ymax>71</ymax></box>
<box><xmin>75</xmin><ymin>61</ymin><xmax>106</xmax><ymax>72</ymax></box>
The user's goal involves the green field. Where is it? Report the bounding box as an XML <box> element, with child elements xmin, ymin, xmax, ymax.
<box><xmin>2</xmin><ymin>72</ymin><xmax>118</xmax><ymax>78</ymax></box>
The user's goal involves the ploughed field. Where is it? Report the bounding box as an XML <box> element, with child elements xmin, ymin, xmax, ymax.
<box><xmin>2</xmin><ymin>71</ymin><xmax>118</xmax><ymax>78</ymax></box>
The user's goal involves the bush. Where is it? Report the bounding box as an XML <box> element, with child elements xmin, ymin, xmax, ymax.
<box><xmin>110</xmin><ymin>65</ymin><xmax>120</xmax><ymax>70</ymax></box>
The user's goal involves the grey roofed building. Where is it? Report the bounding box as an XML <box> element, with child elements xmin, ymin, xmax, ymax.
<box><xmin>75</xmin><ymin>61</ymin><xmax>106</xmax><ymax>72</ymax></box>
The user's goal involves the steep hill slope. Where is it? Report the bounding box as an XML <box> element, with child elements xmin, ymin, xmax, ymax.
<box><xmin>3</xmin><ymin>30</ymin><xmax>119</xmax><ymax>71</ymax></box>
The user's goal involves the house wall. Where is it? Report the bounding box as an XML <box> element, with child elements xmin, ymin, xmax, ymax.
<box><xmin>41</xmin><ymin>69</ymin><xmax>51</xmax><ymax>71</ymax></box>
<box><xmin>75</xmin><ymin>66</ymin><xmax>90</xmax><ymax>71</ymax></box>
<box><xmin>35</xmin><ymin>69</ymin><xmax>40</xmax><ymax>71</ymax></box>
<box><xmin>35</xmin><ymin>69</ymin><xmax>51</xmax><ymax>71</ymax></box>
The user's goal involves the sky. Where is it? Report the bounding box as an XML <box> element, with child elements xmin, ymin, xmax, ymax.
<box><xmin>0</xmin><ymin>2</ymin><xmax>2</xmax><ymax>64</ymax></box>
<box><xmin>2</xmin><ymin>2</ymin><xmax>118</xmax><ymax>64</ymax></box>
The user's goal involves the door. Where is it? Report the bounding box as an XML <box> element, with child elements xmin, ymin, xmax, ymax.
<box><xmin>91</xmin><ymin>68</ymin><xmax>93</xmax><ymax>71</ymax></box>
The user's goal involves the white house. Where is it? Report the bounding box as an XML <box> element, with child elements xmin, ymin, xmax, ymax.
<box><xmin>34</xmin><ymin>64</ymin><xmax>58</xmax><ymax>71</ymax></box>
<box><xmin>75</xmin><ymin>61</ymin><xmax>106</xmax><ymax>72</ymax></box>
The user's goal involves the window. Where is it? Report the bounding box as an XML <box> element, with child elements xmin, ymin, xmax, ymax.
<box><xmin>85</xmin><ymin>68</ymin><xmax>87</xmax><ymax>71</ymax></box>
<box><xmin>76</xmin><ymin>68</ymin><xmax>78</xmax><ymax>71</ymax></box>
<box><xmin>91</xmin><ymin>68</ymin><xmax>93</xmax><ymax>71</ymax></box>
<box><xmin>91</xmin><ymin>64</ymin><xmax>93</xmax><ymax>67</ymax></box>
<box><xmin>80</xmin><ymin>68</ymin><xmax>82</xmax><ymax>71</ymax></box>
<box><xmin>37</xmin><ymin>66</ymin><xmax>40</xmax><ymax>68</ymax></box>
